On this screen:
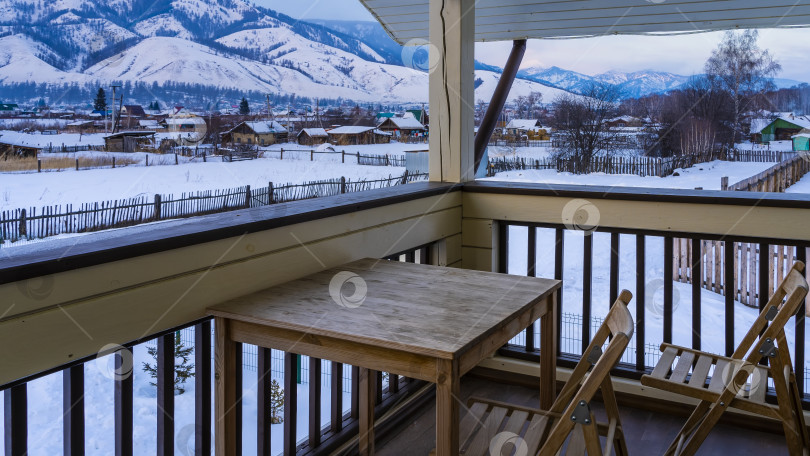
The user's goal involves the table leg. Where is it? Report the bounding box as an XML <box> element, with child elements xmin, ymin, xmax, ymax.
<box><xmin>435</xmin><ymin>359</ymin><xmax>460</xmax><ymax>456</ymax></box>
<box><xmin>540</xmin><ymin>292</ymin><xmax>559</xmax><ymax>409</ymax></box>
<box><xmin>214</xmin><ymin>317</ymin><xmax>237</xmax><ymax>456</ymax></box>
<box><xmin>359</xmin><ymin>367</ymin><xmax>377</xmax><ymax>455</ymax></box>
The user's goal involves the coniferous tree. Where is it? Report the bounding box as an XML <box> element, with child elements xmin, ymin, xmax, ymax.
<box><xmin>239</xmin><ymin>97</ymin><xmax>250</xmax><ymax>115</ymax></box>
<box><xmin>93</xmin><ymin>88</ymin><xmax>107</xmax><ymax>112</ymax></box>
<box><xmin>142</xmin><ymin>332</ymin><xmax>195</xmax><ymax>395</ymax></box>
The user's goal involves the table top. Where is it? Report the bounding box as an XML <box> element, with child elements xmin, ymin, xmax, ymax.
<box><xmin>207</xmin><ymin>258</ymin><xmax>560</xmax><ymax>360</ymax></box>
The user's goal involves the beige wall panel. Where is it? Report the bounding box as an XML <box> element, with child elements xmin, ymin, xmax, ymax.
<box><xmin>461</xmin><ymin>246</ymin><xmax>495</xmax><ymax>272</ymax></box>
<box><xmin>461</xmin><ymin>218</ymin><xmax>494</xmax><ymax>249</ymax></box>
<box><xmin>1</xmin><ymin>193</ymin><xmax>462</xmax><ymax>321</ymax></box>
<box><xmin>463</xmin><ymin>193</ymin><xmax>810</xmax><ymax>241</ymax></box>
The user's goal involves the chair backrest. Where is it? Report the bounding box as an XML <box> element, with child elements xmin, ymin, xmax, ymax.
<box><xmin>549</xmin><ymin>290</ymin><xmax>634</xmax><ymax>415</ymax></box>
<box><xmin>733</xmin><ymin>261</ymin><xmax>808</xmax><ymax>362</ymax></box>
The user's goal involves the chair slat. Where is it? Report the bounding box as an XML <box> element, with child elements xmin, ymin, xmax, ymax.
<box><xmin>708</xmin><ymin>359</ymin><xmax>730</xmax><ymax>393</ymax></box>
<box><xmin>459</xmin><ymin>402</ymin><xmax>489</xmax><ymax>450</ymax></box>
<box><xmin>522</xmin><ymin>413</ymin><xmax>551</xmax><ymax>453</ymax></box>
<box><xmin>688</xmin><ymin>355</ymin><xmax>713</xmax><ymax>388</ymax></box>
<box><xmin>464</xmin><ymin>406</ymin><xmax>508</xmax><ymax>456</ymax></box>
<box><xmin>651</xmin><ymin>346</ymin><xmax>679</xmax><ymax>379</ymax></box>
<box><xmin>502</xmin><ymin>410</ymin><xmax>529</xmax><ymax>436</ymax></box>
<box><xmin>565</xmin><ymin>426</ymin><xmax>587</xmax><ymax>456</ymax></box>
<box><xmin>748</xmin><ymin>367</ymin><xmax>768</xmax><ymax>404</ymax></box>
<box><xmin>670</xmin><ymin>352</ymin><xmax>695</xmax><ymax>383</ymax></box>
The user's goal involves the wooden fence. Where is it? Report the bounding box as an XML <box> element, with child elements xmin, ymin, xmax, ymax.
<box><xmin>673</xmin><ymin>153</ymin><xmax>810</xmax><ymax>307</ymax></box>
<box><xmin>673</xmin><ymin>240</ymin><xmax>801</xmax><ymax>308</ymax></box>
<box><xmin>267</xmin><ymin>148</ymin><xmax>406</xmax><ymax>167</ymax></box>
<box><xmin>488</xmin><ymin>155</ymin><xmax>683</xmax><ymax>178</ymax></box>
<box><xmin>0</xmin><ymin>172</ymin><xmax>428</xmax><ymax>245</ymax></box>
<box><xmin>728</xmin><ymin>153</ymin><xmax>810</xmax><ymax>192</ymax></box>
<box><xmin>489</xmin><ymin>139</ymin><xmax>552</xmax><ymax>148</ymax></box>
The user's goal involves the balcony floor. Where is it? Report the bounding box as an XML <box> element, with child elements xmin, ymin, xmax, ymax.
<box><xmin>376</xmin><ymin>375</ymin><xmax>789</xmax><ymax>455</ymax></box>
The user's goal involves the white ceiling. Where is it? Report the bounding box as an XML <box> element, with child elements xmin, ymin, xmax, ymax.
<box><xmin>359</xmin><ymin>0</ymin><xmax>810</xmax><ymax>44</ymax></box>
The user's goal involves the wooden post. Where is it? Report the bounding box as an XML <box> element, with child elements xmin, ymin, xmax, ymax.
<box><xmin>340</xmin><ymin>176</ymin><xmax>346</xmax><ymax>194</ymax></box>
<box><xmin>37</xmin><ymin>159</ymin><xmax>41</xmax><ymax>173</ymax></box>
<box><xmin>357</xmin><ymin>152</ymin><xmax>360</xmax><ymax>164</ymax></box>
<box><xmin>19</xmin><ymin>208</ymin><xmax>26</xmax><ymax>237</ymax></box>
<box><xmin>112</xmin><ymin>156</ymin><xmax>116</xmax><ymax>169</ymax></box>
<box><xmin>342</xmin><ymin>150</ymin><xmax>345</xmax><ymax>163</ymax></box>
<box><xmin>245</xmin><ymin>185</ymin><xmax>251</xmax><ymax>208</ymax></box>
<box><xmin>721</xmin><ymin>176</ymin><xmax>729</xmax><ymax>191</ymax></box>
<box><xmin>175</xmin><ymin>153</ymin><xmax>178</xmax><ymax>165</ymax></box>
<box><xmin>203</xmin><ymin>154</ymin><xmax>206</xmax><ymax>163</ymax></box>
<box><xmin>145</xmin><ymin>155</ymin><xmax>148</xmax><ymax>167</ymax></box>
<box><xmin>154</xmin><ymin>194</ymin><xmax>162</xmax><ymax>220</ymax></box>
<box><xmin>268</xmin><ymin>182</ymin><xmax>274</xmax><ymax>204</ymax></box>
<box><xmin>310</xmin><ymin>149</ymin><xmax>314</xmax><ymax>161</ymax></box>
<box><xmin>280</xmin><ymin>148</ymin><xmax>284</xmax><ymax>160</ymax></box>
<box><xmin>75</xmin><ymin>159</ymin><xmax>79</xmax><ymax>171</ymax></box>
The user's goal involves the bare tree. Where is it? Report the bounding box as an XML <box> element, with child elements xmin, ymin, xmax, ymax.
<box><xmin>705</xmin><ymin>30</ymin><xmax>781</xmax><ymax>145</ymax></box>
<box><xmin>551</xmin><ymin>83</ymin><xmax>621</xmax><ymax>171</ymax></box>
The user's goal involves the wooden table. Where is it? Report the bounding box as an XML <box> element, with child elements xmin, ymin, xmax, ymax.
<box><xmin>207</xmin><ymin>258</ymin><xmax>560</xmax><ymax>455</ymax></box>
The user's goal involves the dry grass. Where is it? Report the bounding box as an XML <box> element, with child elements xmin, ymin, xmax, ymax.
<box><xmin>0</xmin><ymin>155</ymin><xmax>138</xmax><ymax>172</ymax></box>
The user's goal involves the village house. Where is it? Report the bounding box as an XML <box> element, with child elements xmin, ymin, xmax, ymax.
<box><xmin>0</xmin><ymin>103</ymin><xmax>20</xmax><ymax>114</ymax></box>
<box><xmin>376</xmin><ymin>113</ymin><xmax>427</xmax><ymax>137</ymax></box>
<box><xmin>223</xmin><ymin>121</ymin><xmax>288</xmax><ymax>146</ymax></box>
<box><xmin>64</xmin><ymin>120</ymin><xmax>95</xmax><ymax>134</ymax></box>
<box><xmin>103</xmin><ymin>131</ymin><xmax>156</xmax><ymax>153</ymax></box>
<box><xmin>327</xmin><ymin>126</ymin><xmax>392</xmax><ymax>145</ymax></box>
<box><xmin>504</xmin><ymin>119</ymin><xmax>550</xmax><ymax>140</ymax></box>
<box><xmin>793</xmin><ymin>130</ymin><xmax>810</xmax><ymax>152</ymax></box>
<box><xmin>165</xmin><ymin>115</ymin><xmax>209</xmax><ymax>146</ymax></box>
<box><xmin>297</xmin><ymin>128</ymin><xmax>329</xmax><ymax>146</ymax></box>
<box><xmin>751</xmin><ymin>114</ymin><xmax>810</xmax><ymax>143</ymax></box>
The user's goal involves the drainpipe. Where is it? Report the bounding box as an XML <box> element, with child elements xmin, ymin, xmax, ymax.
<box><xmin>474</xmin><ymin>39</ymin><xmax>527</xmax><ymax>175</ymax></box>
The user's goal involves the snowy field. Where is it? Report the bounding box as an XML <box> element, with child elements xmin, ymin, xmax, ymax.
<box><xmin>786</xmin><ymin>170</ymin><xmax>810</xmax><ymax>194</ymax></box>
<box><xmin>0</xmin><ymin>131</ymin><xmax>105</xmax><ymax>148</ymax></box>
<box><xmin>485</xmin><ymin>160</ymin><xmax>779</xmax><ymax>191</ymax></box>
<box><xmin>0</xmin><ymin>156</ymin><xmax>403</xmax><ymax>210</ymax></box>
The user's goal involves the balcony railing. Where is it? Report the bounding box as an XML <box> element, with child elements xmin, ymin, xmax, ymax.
<box><xmin>2</xmin><ymin>179</ymin><xmax>810</xmax><ymax>454</ymax></box>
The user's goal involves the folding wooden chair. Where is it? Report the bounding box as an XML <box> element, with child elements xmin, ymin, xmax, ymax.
<box><xmin>445</xmin><ymin>290</ymin><xmax>634</xmax><ymax>456</ymax></box>
<box><xmin>641</xmin><ymin>261</ymin><xmax>809</xmax><ymax>456</ymax></box>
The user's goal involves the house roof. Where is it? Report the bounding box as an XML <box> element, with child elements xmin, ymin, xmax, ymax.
<box><xmin>505</xmin><ymin>119</ymin><xmax>541</xmax><ymax>130</ymax></box>
<box><xmin>241</xmin><ymin>121</ymin><xmax>287</xmax><ymax>134</ymax></box>
<box><xmin>758</xmin><ymin>115</ymin><xmax>810</xmax><ymax>132</ymax></box>
<box><xmin>105</xmin><ymin>131</ymin><xmax>156</xmax><ymax>139</ymax></box>
<box><xmin>327</xmin><ymin>126</ymin><xmax>393</xmax><ymax>136</ymax></box>
<box><xmin>298</xmin><ymin>128</ymin><xmax>329</xmax><ymax>138</ymax></box>
<box><xmin>379</xmin><ymin>116</ymin><xmax>426</xmax><ymax>130</ymax></box>
<box><xmin>359</xmin><ymin>1</ymin><xmax>810</xmax><ymax>45</ymax></box>
<box><xmin>750</xmin><ymin>118</ymin><xmax>772</xmax><ymax>134</ymax></box>
<box><xmin>122</xmin><ymin>105</ymin><xmax>145</xmax><ymax>117</ymax></box>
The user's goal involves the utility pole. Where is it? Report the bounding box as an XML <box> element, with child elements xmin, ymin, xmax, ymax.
<box><xmin>110</xmin><ymin>84</ymin><xmax>121</xmax><ymax>134</ymax></box>
<box><xmin>266</xmin><ymin>94</ymin><xmax>272</xmax><ymax>122</ymax></box>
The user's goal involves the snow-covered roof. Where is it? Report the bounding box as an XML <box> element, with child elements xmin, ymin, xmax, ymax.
<box><xmin>139</xmin><ymin>120</ymin><xmax>159</xmax><ymax>127</ymax></box>
<box><xmin>749</xmin><ymin>118</ymin><xmax>772</xmax><ymax>134</ymax></box>
<box><xmin>327</xmin><ymin>126</ymin><xmax>393</xmax><ymax>136</ymax></box>
<box><xmin>793</xmin><ymin>133</ymin><xmax>810</xmax><ymax>139</ymax></box>
<box><xmin>67</xmin><ymin>120</ymin><xmax>93</xmax><ymax>126</ymax></box>
<box><xmin>755</xmin><ymin>115</ymin><xmax>810</xmax><ymax>133</ymax></box>
<box><xmin>379</xmin><ymin>116</ymin><xmax>425</xmax><ymax>130</ymax></box>
<box><xmin>505</xmin><ymin>119</ymin><xmax>541</xmax><ymax>130</ymax></box>
<box><xmin>166</xmin><ymin>116</ymin><xmax>206</xmax><ymax>126</ymax></box>
<box><xmin>298</xmin><ymin>128</ymin><xmax>328</xmax><ymax>138</ymax></box>
<box><xmin>242</xmin><ymin>121</ymin><xmax>287</xmax><ymax>134</ymax></box>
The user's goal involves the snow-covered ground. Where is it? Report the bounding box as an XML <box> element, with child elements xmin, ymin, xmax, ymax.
<box><xmin>786</xmin><ymin>168</ymin><xmax>810</xmax><ymax>194</ymax></box>
<box><xmin>485</xmin><ymin>160</ymin><xmax>779</xmax><ymax>191</ymax></box>
<box><xmin>0</xmin><ymin>131</ymin><xmax>106</xmax><ymax>148</ymax></box>
<box><xmin>0</xmin><ymin>156</ymin><xmax>403</xmax><ymax>210</ymax></box>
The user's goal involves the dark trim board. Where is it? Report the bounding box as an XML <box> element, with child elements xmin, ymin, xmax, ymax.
<box><xmin>0</xmin><ymin>182</ymin><xmax>461</xmax><ymax>285</ymax></box>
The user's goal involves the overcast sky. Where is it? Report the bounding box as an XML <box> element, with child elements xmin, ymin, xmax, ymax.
<box><xmin>258</xmin><ymin>0</ymin><xmax>810</xmax><ymax>82</ymax></box>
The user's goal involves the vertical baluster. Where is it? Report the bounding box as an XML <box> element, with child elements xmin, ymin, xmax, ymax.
<box><xmin>637</xmin><ymin>235</ymin><xmax>646</xmax><ymax>370</ymax></box>
<box><xmin>351</xmin><ymin>366</ymin><xmax>360</xmax><ymax>421</ymax></box>
<box><xmin>234</xmin><ymin>343</ymin><xmax>243</xmax><ymax>455</ymax></box>
<box><xmin>796</xmin><ymin>247</ymin><xmax>807</xmax><ymax>395</ymax></box>
<box><xmin>157</xmin><ymin>334</ymin><xmax>175</xmax><ymax>456</ymax></box>
<box><xmin>692</xmin><ymin>238</ymin><xmax>702</xmax><ymax>351</ymax></box>
<box><xmin>405</xmin><ymin>250</ymin><xmax>415</xmax><ymax>263</ymax></box>
<box><xmin>284</xmin><ymin>352</ymin><xmax>298</xmax><ymax>455</ymax></box>
<box><xmin>759</xmin><ymin>243</ymin><xmax>769</xmax><ymax>312</ymax></box>
<box><xmin>610</xmin><ymin>233</ymin><xmax>620</xmax><ymax>305</ymax></box>
<box><xmin>664</xmin><ymin>237</ymin><xmax>674</xmax><ymax>344</ymax></box>
<box><xmin>555</xmin><ymin>228</ymin><xmax>565</xmax><ymax>358</ymax></box>
<box><xmin>309</xmin><ymin>357</ymin><xmax>322</xmax><ymax>448</ymax></box>
<box><xmin>375</xmin><ymin>371</ymin><xmax>383</xmax><ymax>405</ymax></box>
<box><xmin>195</xmin><ymin>321</ymin><xmax>212</xmax><ymax>456</ymax></box>
<box><xmin>526</xmin><ymin>226</ymin><xmax>537</xmax><ymax>352</ymax></box>
<box><xmin>4</xmin><ymin>384</ymin><xmax>27</xmax><ymax>456</ymax></box>
<box><xmin>498</xmin><ymin>222</ymin><xmax>509</xmax><ymax>273</ymax></box>
<box><xmin>257</xmin><ymin>347</ymin><xmax>272</xmax><ymax>455</ymax></box>
<box><xmin>725</xmin><ymin>240</ymin><xmax>736</xmax><ymax>357</ymax></box>
<box><xmin>331</xmin><ymin>362</ymin><xmax>344</xmax><ymax>433</ymax></box>
<box><xmin>115</xmin><ymin>347</ymin><xmax>134</xmax><ymax>456</ymax></box>
<box><xmin>582</xmin><ymin>232</ymin><xmax>593</xmax><ymax>354</ymax></box>
<box><xmin>63</xmin><ymin>365</ymin><xmax>85</xmax><ymax>456</ymax></box>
